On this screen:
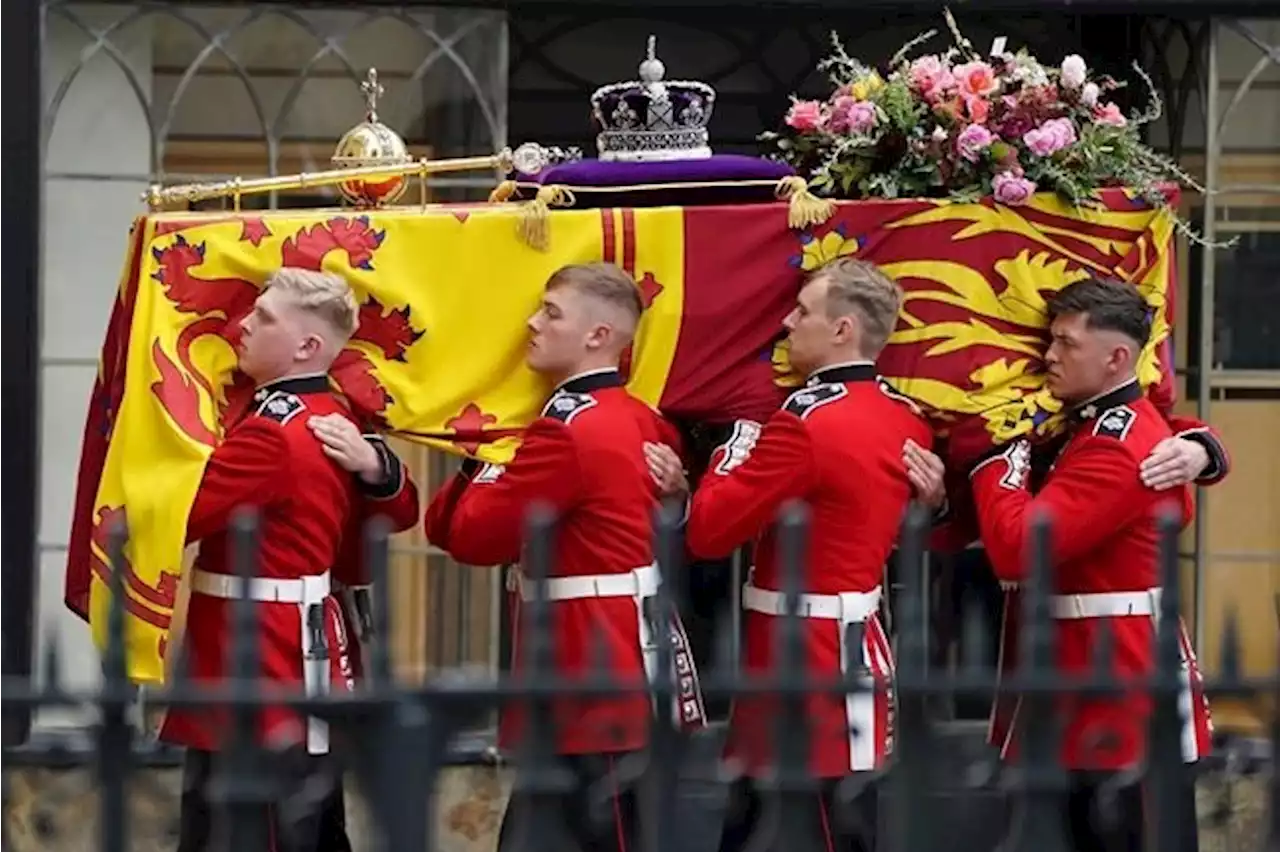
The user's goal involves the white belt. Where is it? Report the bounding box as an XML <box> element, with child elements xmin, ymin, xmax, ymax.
<box><xmin>190</xmin><ymin>569</ymin><xmax>331</xmax><ymax>605</ymax></box>
<box><xmin>1050</xmin><ymin>588</ymin><xmax>1162</xmax><ymax>620</ymax></box>
<box><xmin>742</xmin><ymin>583</ymin><xmax>882</xmax><ymax>623</ymax></box>
<box><xmin>505</xmin><ymin>564</ymin><xmax>705</xmax><ymax>726</ymax></box>
<box><xmin>505</xmin><ymin>563</ymin><xmax>660</xmax><ymax>603</ymax></box>
<box><xmin>189</xmin><ymin>568</ymin><xmax>333</xmax><ymax>755</ymax></box>
<box><xmin>744</xmin><ymin>581</ymin><xmax>884</xmax><ymax>772</ymax></box>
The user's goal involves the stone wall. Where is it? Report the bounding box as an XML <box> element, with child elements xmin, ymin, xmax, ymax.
<box><xmin>2</xmin><ymin>764</ymin><xmax>512</xmax><ymax>852</ymax></box>
<box><xmin>2</xmin><ymin>763</ymin><xmax>1267</xmax><ymax>851</ymax></box>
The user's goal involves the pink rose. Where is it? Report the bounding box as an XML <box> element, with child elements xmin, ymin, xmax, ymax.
<box><xmin>1022</xmin><ymin>117</ymin><xmax>1078</xmax><ymax>157</ymax></box>
<box><xmin>785</xmin><ymin>100</ymin><xmax>826</xmax><ymax>132</ymax></box>
<box><xmin>992</xmin><ymin>170</ymin><xmax>1037</xmax><ymax>206</ymax></box>
<box><xmin>829</xmin><ymin>96</ymin><xmax>877</xmax><ymax>134</ymax></box>
<box><xmin>1094</xmin><ymin>102</ymin><xmax>1127</xmax><ymax>127</ymax></box>
<box><xmin>909</xmin><ymin>56</ymin><xmax>956</xmax><ymax>102</ymax></box>
<box><xmin>956</xmin><ymin>123</ymin><xmax>995</xmax><ymax>162</ymax></box>
<box><xmin>964</xmin><ymin>95</ymin><xmax>991</xmax><ymax>124</ymax></box>
<box><xmin>953</xmin><ymin>61</ymin><xmax>998</xmax><ymax>97</ymax></box>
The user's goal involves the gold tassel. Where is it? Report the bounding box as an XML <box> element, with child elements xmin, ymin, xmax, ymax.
<box><xmin>488</xmin><ymin>179</ymin><xmax>518</xmax><ymax>203</ymax></box>
<box><xmin>775</xmin><ymin>175</ymin><xmax>835</xmax><ymax>230</ymax></box>
<box><xmin>516</xmin><ymin>185</ymin><xmax>575</xmax><ymax>251</ymax></box>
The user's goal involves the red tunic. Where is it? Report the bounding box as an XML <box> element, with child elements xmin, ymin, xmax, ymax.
<box><xmin>160</xmin><ymin>374</ymin><xmax>359</xmax><ymax>753</ymax></box>
<box><xmin>985</xmin><ymin>409</ymin><xmax>1229</xmax><ymax>756</ymax></box>
<box><xmin>970</xmin><ymin>380</ymin><xmax>1214</xmax><ymax>770</ymax></box>
<box><xmin>687</xmin><ymin>362</ymin><xmax>934</xmax><ymax>777</ymax></box>
<box><xmin>424</xmin><ymin>369</ymin><xmax>685</xmax><ymax>755</ymax></box>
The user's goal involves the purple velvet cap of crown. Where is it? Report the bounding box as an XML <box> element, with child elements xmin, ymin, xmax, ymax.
<box><xmin>510</xmin><ymin>154</ymin><xmax>796</xmax><ymax>209</ymax></box>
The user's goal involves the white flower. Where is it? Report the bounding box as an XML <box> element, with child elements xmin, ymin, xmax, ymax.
<box><xmin>932</xmin><ymin>126</ymin><xmax>948</xmax><ymax>142</ymax></box>
<box><xmin>1010</xmin><ymin>56</ymin><xmax>1050</xmax><ymax>88</ymax></box>
<box><xmin>1060</xmin><ymin>55</ymin><xmax>1087</xmax><ymax>89</ymax></box>
<box><xmin>1080</xmin><ymin>81</ymin><xmax>1100</xmax><ymax>107</ymax></box>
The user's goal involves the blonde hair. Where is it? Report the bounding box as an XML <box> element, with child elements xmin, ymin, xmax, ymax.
<box><xmin>811</xmin><ymin>257</ymin><xmax>903</xmax><ymax>357</ymax></box>
<box><xmin>265</xmin><ymin>267</ymin><xmax>360</xmax><ymax>341</ymax></box>
<box><xmin>546</xmin><ymin>262</ymin><xmax>643</xmax><ymax>329</ymax></box>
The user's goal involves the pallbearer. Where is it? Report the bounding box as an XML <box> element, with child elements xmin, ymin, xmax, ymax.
<box><xmin>657</xmin><ymin>258</ymin><xmax>935</xmax><ymax>852</ymax></box>
<box><xmin>424</xmin><ymin>262</ymin><xmax>706</xmax><ymax>852</ymax></box>
<box><xmin>159</xmin><ymin>267</ymin><xmax>364</xmax><ymax>852</ymax></box>
<box><xmin>963</xmin><ymin>277</ymin><xmax>1213</xmax><ymax>852</ymax></box>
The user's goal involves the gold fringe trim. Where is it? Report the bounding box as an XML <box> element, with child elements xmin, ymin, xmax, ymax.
<box><xmin>516</xmin><ymin>185</ymin><xmax>576</xmax><ymax>251</ymax></box>
<box><xmin>489</xmin><ymin>174</ymin><xmax>840</xmax><ymax>248</ymax></box>
<box><xmin>488</xmin><ymin>179</ymin><xmax>518</xmax><ymax>203</ymax></box>
<box><xmin>775</xmin><ymin>175</ymin><xmax>836</xmax><ymax>229</ymax></box>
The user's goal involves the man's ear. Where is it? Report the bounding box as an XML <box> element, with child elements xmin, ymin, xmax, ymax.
<box><xmin>298</xmin><ymin>333</ymin><xmax>324</xmax><ymax>360</ymax></box>
<box><xmin>1124</xmin><ymin>341</ymin><xmax>1139</xmax><ymax>369</ymax></box>
<box><xmin>584</xmin><ymin>322</ymin><xmax>613</xmax><ymax>352</ymax></box>
<box><xmin>1110</xmin><ymin>340</ymin><xmax>1139</xmax><ymax>374</ymax></box>
<box><xmin>833</xmin><ymin>314</ymin><xmax>859</xmax><ymax>346</ymax></box>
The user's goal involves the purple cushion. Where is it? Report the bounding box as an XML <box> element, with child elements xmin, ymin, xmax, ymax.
<box><xmin>509</xmin><ymin>154</ymin><xmax>795</xmax><ymax>208</ymax></box>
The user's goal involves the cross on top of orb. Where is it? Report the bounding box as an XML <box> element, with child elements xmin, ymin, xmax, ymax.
<box><xmin>361</xmin><ymin>68</ymin><xmax>385</xmax><ymax>122</ymax></box>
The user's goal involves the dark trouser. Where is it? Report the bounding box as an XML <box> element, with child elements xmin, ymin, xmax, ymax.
<box><xmin>176</xmin><ymin>747</ymin><xmax>344</xmax><ymax>852</ymax></box>
<box><xmin>717</xmin><ymin>775</ymin><xmax>879</xmax><ymax>852</ymax></box>
<box><xmin>315</xmin><ymin>777</ymin><xmax>353</xmax><ymax>852</ymax></box>
<box><xmin>496</xmin><ymin>751</ymin><xmax>646</xmax><ymax>852</ymax></box>
<box><xmin>677</xmin><ymin>553</ymin><xmax>737</xmax><ymax>722</ymax></box>
<box><xmin>1003</xmin><ymin>767</ymin><xmax>1201</xmax><ymax>852</ymax></box>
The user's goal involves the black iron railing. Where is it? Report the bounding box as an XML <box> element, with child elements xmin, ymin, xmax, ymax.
<box><xmin>3</xmin><ymin>501</ymin><xmax>1277</xmax><ymax>851</ymax></box>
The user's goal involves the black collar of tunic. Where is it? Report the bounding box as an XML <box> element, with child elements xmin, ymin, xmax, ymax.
<box><xmin>806</xmin><ymin>362</ymin><xmax>877</xmax><ymax>386</ymax></box>
<box><xmin>558</xmin><ymin>369</ymin><xmax>624</xmax><ymax>395</ymax></box>
<box><xmin>253</xmin><ymin>373</ymin><xmax>330</xmax><ymax>403</ymax></box>
<box><xmin>1068</xmin><ymin>379</ymin><xmax>1142</xmax><ymax>425</ymax></box>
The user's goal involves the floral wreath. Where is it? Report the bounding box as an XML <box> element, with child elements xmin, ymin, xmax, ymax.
<box><xmin>761</xmin><ymin>9</ymin><xmax>1228</xmax><ymax>247</ymax></box>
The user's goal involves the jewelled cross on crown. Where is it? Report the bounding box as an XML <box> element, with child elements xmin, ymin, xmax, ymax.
<box><xmin>361</xmin><ymin>68</ymin><xmax>385</xmax><ymax>122</ymax></box>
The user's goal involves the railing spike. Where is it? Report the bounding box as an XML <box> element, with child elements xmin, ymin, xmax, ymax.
<box><xmin>1009</xmin><ymin>505</ymin><xmax>1070</xmax><ymax>852</ymax></box>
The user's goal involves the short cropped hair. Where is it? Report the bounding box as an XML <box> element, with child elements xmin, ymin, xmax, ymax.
<box><xmin>546</xmin><ymin>262</ymin><xmax>643</xmax><ymax>327</ymax></box>
<box><xmin>265</xmin><ymin>267</ymin><xmax>360</xmax><ymax>339</ymax></box>
<box><xmin>811</xmin><ymin>257</ymin><xmax>904</xmax><ymax>357</ymax></box>
<box><xmin>1047</xmin><ymin>277</ymin><xmax>1151</xmax><ymax>348</ymax></box>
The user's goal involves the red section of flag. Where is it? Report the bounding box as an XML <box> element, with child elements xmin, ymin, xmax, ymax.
<box><xmin>664</xmin><ymin>192</ymin><xmax>1177</xmax><ymax>433</ymax></box>
<box><xmin>64</xmin><ymin>224</ymin><xmax>147</xmax><ymax>621</ymax></box>
<box><xmin>661</xmin><ymin>204</ymin><xmax>799</xmax><ymax>423</ymax></box>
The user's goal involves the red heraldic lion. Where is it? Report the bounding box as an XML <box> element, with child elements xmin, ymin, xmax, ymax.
<box><xmin>969</xmin><ymin>380</ymin><xmax>1214</xmax><ymax>770</ymax></box>
<box><xmin>687</xmin><ymin>362</ymin><xmax>933</xmax><ymax>778</ymax></box>
<box><xmin>160</xmin><ymin>374</ymin><xmax>360</xmax><ymax>755</ymax></box>
<box><xmin>424</xmin><ymin>369</ymin><xmax>706</xmax><ymax>756</ymax></box>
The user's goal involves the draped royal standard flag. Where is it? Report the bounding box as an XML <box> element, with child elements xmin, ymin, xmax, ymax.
<box><xmin>684</xmin><ymin>186</ymin><xmax>1181</xmax><ymax>460</ymax></box>
<box><xmin>67</xmin><ymin>204</ymin><xmax>694</xmax><ymax>681</ymax></box>
<box><xmin>66</xmin><ymin>187</ymin><xmax>1180</xmax><ymax>681</ymax></box>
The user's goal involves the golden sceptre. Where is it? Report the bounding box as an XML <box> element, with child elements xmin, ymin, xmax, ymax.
<box><xmin>142</xmin><ymin>68</ymin><xmax>569</xmax><ymax>211</ymax></box>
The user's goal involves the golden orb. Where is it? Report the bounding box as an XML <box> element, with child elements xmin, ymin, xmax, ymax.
<box><xmin>331</xmin><ymin>69</ymin><xmax>412</xmax><ymax>207</ymax></box>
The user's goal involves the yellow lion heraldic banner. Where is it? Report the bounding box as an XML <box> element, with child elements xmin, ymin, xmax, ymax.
<box><xmin>66</xmin><ymin>189</ymin><xmax>1180</xmax><ymax>682</ymax></box>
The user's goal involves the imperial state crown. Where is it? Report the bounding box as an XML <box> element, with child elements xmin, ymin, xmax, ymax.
<box><xmin>590</xmin><ymin>35</ymin><xmax>716</xmax><ymax>162</ymax></box>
